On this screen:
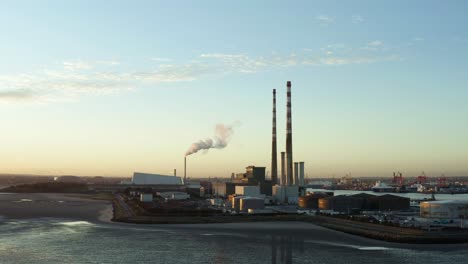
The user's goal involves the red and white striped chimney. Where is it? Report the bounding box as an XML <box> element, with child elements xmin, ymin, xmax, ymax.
<box><xmin>286</xmin><ymin>81</ymin><xmax>293</xmax><ymax>186</ymax></box>
<box><xmin>271</xmin><ymin>89</ymin><xmax>278</xmax><ymax>185</ymax></box>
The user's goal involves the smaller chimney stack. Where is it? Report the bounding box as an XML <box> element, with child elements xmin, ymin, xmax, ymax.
<box><xmin>299</xmin><ymin>162</ymin><xmax>305</xmax><ymax>186</ymax></box>
<box><xmin>281</xmin><ymin>152</ymin><xmax>286</xmax><ymax>185</ymax></box>
<box><xmin>294</xmin><ymin>162</ymin><xmax>299</xmax><ymax>186</ymax></box>
<box><xmin>184</xmin><ymin>157</ymin><xmax>187</xmax><ymax>184</ymax></box>
<box><xmin>174</xmin><ymin>169</ymin><xmax>177</xmax><ymax>177</ymax></box>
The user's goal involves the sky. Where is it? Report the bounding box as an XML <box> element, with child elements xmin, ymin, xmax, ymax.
<box><xmin>0</xmin><ymin>0</ymin><xmax>467</xmax><ymax>178</ymax></box>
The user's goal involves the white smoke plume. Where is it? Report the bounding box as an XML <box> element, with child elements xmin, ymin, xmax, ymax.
<box><xmin>185</xmin><ymin>124</ymin><xmax>235</xmax><ymax>156</ymax></box>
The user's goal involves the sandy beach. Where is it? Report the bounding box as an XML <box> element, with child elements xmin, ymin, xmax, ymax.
<box><xmin>0</xmin><ymin>193</ymin><xmax>113</xmax><ymax>222</ymax></box>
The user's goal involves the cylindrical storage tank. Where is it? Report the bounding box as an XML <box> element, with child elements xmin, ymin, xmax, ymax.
<box><xmin>298</xmin><ymin>196</ymin><xmax>310</xmax><ymax>208</ymax></box>
<box><xmin>240</xmin><ymin>197</ymin><xmax>265</xmax><ymax>212</ymax></box>
<box><xmin>299</xmin><ymin>195</ymin><xmax>323</xmax><ymax>209</ymax></box>
<box><xmin>420</xmin><ymin>200</ymin><xmax>468</xmax><ymax>219</ymax></box>
<box><xmin>233</xmin><ymin>196</ymin><xmax>243</xmax><ymax>211</ymax></box>
<box><xmin>318</xmin><ymin>198</ymin><xmax>330</xmax><ymax>210</ymax></box>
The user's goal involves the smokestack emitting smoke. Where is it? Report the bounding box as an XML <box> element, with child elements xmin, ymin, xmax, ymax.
<box><xmin>286</xmin><ymin>81</ymin><xmax>293</xmax><ymax>186</ymax></box>
<box><xmin>185</xmin><ymin>124</ymin><xmax>235</xmax><ymax>156</ymax></box>
<box><xmin>271</xmin><ymin>89</ymin><xmax>278</xmax><ymax>185</ymax></box>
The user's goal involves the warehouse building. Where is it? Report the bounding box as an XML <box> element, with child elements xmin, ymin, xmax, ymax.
<box><xmin>318</xmin><ymin>195</ymin><xmax>366</xmax><ymax>214</ymax></box>
<box><xmin>319</xmin><ymin>193</ymin><xmax>411</xmax><ymax>213</ymax></box>
<box><xmin>131</xmin><ymin>172</ymin><xmax>183</xmax><ymax>185</ymax></box>
<box><xmin>367</xmin><ymin>194</ymin><xmax>410</xmax><ymax>211</ymax></box>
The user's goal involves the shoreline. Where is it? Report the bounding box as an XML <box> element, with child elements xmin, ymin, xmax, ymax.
<box><xmin>2</xmin><ymin>192</ymin><xmax>468</xmax><ymax>245</ymax></box>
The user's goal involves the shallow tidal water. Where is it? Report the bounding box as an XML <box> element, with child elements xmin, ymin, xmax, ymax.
<box><xmin>1</xmin><ymin>218</ymin><xmax>468</xmax><ymax>264</ymax></box>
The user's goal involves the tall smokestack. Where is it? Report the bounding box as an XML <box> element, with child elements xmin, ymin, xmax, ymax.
<box><xmin>281</xmin><ymin>152</ymin><xmax>286</xmax><ymax>185</ymax></box>
<box><xmin>286</xmin><ymin>81</ymin><xmax>293</xmax><ymax>186</ymax></box>
<box><xmin>174</xmin><ymin>169</ymin><xmax>177</xmax><ymax>177</ymax></box>
<box><xmin>271</xmin><ymin>89</ymin><xmax>278</xmax><ymax>185</ymax></box>
<box><xmin>184</xmin><ymin>157</ymin><xmax>187</xmax><ymax>184</ymax></box>
<box><xmin>294</xmin><ymin>162</ymin><xmax>299</xmax><ymax>186</ymax></box>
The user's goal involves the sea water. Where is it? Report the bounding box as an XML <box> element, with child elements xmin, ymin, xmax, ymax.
<box><xmin>0</xmin><ymin>218</ymin><xmax>467</xmax><ymax>264</ymax></box>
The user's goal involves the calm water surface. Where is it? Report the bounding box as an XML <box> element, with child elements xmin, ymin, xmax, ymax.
<box><xmin>0</xmin><ymin>218</ymin><xmax>467</xmax><ymax>264</ymax></box>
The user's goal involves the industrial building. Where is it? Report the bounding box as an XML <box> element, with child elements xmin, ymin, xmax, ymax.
<box><xmin>318</xmin><ymin>193</ymin><xmax>410</xmax><ymax>213</ymax></box>
<box><xmin>318</xmin><ymin>195</ymin><xmax>366</xmax><ymax>214</ymax></box>
<box><xmin>273</xmin><ymin>185</ymin><xmax>299</xmax><ymax>204</ymax></box>
<box><xmin>233</xmin><ymin>166</ymin><xmax>266</xmax><ymax>185</ymax></box>
<box><xmin>131</xmin><ymin>172</ymin><xmax>183</xmax><ymax>185</ymax></box>
<box><xmin>239</xmin><ymin>197</ymin><xmax>264</xmax><ymax>212</ymax></box>
<box><xmin>235</xmin><ymin>186</ymin><xmax>262</xmax><ymax>197</ymax></box>
<box><xmin>420</xmin><ymin>200</ymin><xmax>468</xmax><ymax>219</ymax></box>
<box><xmin>367</xmin><ymin>194</ymin><xmax>410</xmax><ymax>211</ymax></box>
<box><xmin>212</xmin><ymin>181</ymin><xmax>237</xmax><ymax>197</ymax></box>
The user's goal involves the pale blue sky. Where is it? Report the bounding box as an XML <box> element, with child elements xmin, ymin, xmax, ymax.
<box><xmin>0</xmin><ymin>1</ymin><xmax>467</xmax><ymax>178</ymax></box>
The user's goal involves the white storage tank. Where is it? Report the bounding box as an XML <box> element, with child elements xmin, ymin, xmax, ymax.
<box><xmin>232</xmin><ymin>196</ymin><xmax>244</xmax><ymax>211</ymax></box>
<box><xmin>420</xmin><ymin>200</ymin><xmax>468</xmax><ymax>219</ymax></box>
<box><xmin>240</xmin><ymin>197</ymin><xmax>265</xmax><ymax>212</ymax></box>
<box><xmin>171</xmin><ymin>192</ymin><xmax>190</xmax><ymax>200</ymax></box>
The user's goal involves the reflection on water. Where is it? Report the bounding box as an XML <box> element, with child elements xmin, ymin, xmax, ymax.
<box><xmin>0</xmin><ymin>219</ymin><xmax>468</xmax><ymax>264</ymax></box>
<box><xmin>271</xmin><ymin>235</ymin><xmax>300</xmax><ymax>264</ymax></box>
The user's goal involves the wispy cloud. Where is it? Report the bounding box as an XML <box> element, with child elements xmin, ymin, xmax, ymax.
<box><xmin>151</xmin><ymin>57</ymin><xmax>172</xmax><ymax>62</ymax></box>
<box><xmin>352</xmin><ymin>15</ymin><xmax>364</xmax><ymax>24</ymax></box>
<box><xmin>0</xmin><ymin>45</ymin><xmax>401</xmax><ymax>103</ymax></box>
<box><xmin>362</xmin><ymin>40</ymin><xmax>385</xmax><ymax>51</ymax></box>
<box><xmin>0</xmin><ymin>89</ymin><xmax>36</xmax><ymax>101</ymax></box>
<box><xmin>316</xmin><ymin>15</ymin><xmax>334</xmax><ymax>26</ymax></box>
<box><xmin>63</xmin><ymin>60</ymin><xmax>93</xmax><ymax>71</ymax></box>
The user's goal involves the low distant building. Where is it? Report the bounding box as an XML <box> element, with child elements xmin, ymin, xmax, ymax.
<box><xmin>185</xmin><ymin>182</ymin><xmax>205</xmax><ymax>197</ymax></box>
<box><xmin>54</xmin><ymin>175</ymin><xmax>84</xmax><ymax>183</ymax></box>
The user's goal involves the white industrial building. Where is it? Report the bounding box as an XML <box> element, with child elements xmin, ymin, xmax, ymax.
<box><xmin>131</xmin><ymin>172</ymin><xmax>183</xmax><ymax>185</ymax></box>
<box><xmin>272</xmin><ymin>185</ymin><xmax>299</xmax><ymax>204</ymax></box>
<box><xmin>420</xmin><ymin>200</ymin><xmax>468</xmax><ymax>219</ymax></box>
